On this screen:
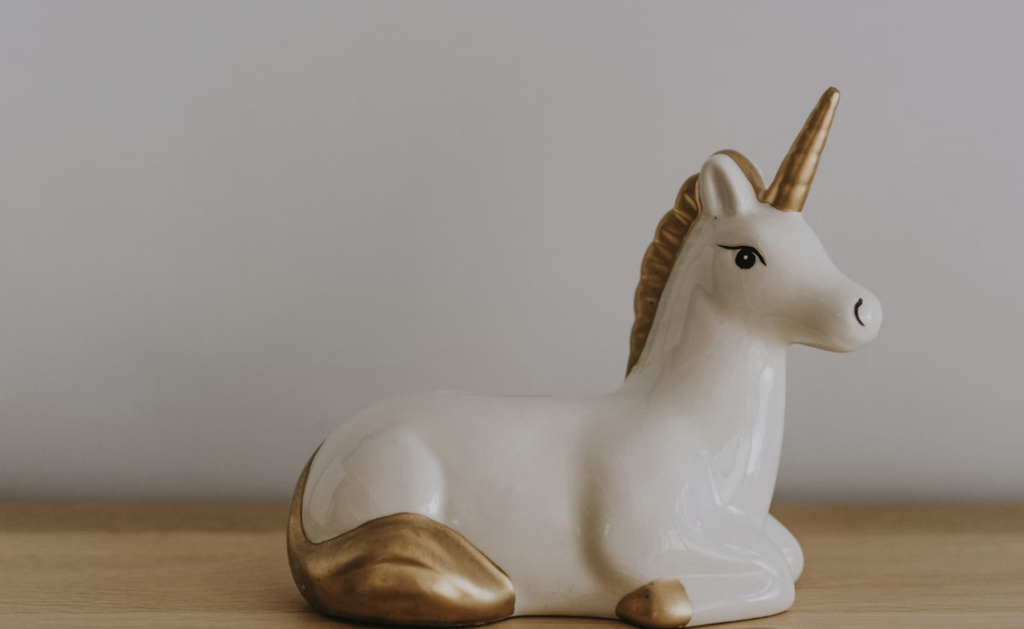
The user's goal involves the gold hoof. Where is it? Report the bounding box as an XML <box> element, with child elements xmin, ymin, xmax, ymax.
<box><xmin>615</xmin><ymin>577</ymin><xmax>693</xmax><ymax>628</ymax></box>
<box><xmin>287</xmin><ymin>454</ymin><xmax>516</xmax><ymax>626</ymax></box>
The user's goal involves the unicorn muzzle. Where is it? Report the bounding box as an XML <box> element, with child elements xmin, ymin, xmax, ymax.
<box><xmin>804</xmin><ymin>283</ymin><xmax>881</xmax><ymax>352</ymax></box>
<box><xmin>833</xmin><ymin>290</ymin><xmax>882</xmax><ymax>351</ymax></box>
<box><xmin>852</xmin><ymin>292</ymin><xmax>882</xmax><ymax>339</ymax></box>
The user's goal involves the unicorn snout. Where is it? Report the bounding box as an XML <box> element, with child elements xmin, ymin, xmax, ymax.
<box><xmin>800</xmin><ymin>285</ymin><xmax>882</xmax><ymax>352</ymax></box>
<box><xmin>850</xmin><ymin>292</ymin><xmax>882</xmax><ymax>343</ymax></box>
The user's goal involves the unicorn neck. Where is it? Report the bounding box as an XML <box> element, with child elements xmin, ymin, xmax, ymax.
<box><xmin>619</xmin><ymin>234</ymin><xmax>789</xmax><ymax>515</ymax></box>
<box><xmin>625</xmin><ymin>299</ymin><xmax>788</xmax><ymax>432</ymax></box>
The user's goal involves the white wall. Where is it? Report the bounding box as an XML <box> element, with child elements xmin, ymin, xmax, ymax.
<box><xmin>2</xmin><ymin>1</ymin><xmax>1021</xmax><ymax>502</ymax></box>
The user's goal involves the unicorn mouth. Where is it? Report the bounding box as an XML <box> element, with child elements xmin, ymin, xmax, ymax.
<box><xmin>854</xmin><ymin>298</ymin><xmax>865</xmax><ymax>327</ymax></box>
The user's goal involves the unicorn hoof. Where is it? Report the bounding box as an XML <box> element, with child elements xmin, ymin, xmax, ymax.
<box><xmin>616</xmin><ymin>578</ymin><xmax>693</xmax><ymax>628</ymax></box>
<box><xmin>288</xmin><ymin>456</ymin><xmax>515</xmax><ymax>626</ymax></box>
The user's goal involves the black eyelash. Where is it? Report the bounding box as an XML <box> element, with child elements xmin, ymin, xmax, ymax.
<box><xmin>717</xmin><ymin>245</ymin><xmax>766</xmax><ymax>266</ymax></box>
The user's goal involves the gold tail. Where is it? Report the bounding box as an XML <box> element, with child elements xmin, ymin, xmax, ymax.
<box><xmin>287</xmin><ymin>452</ymin><xmax>516</xmax><ymax>626</ymax></box>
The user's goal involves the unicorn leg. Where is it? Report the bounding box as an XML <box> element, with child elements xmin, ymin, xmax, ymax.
<box><xmin>616</xmin><ymin>577</ymin><xmax>694</xmax><ymax>628</ymax></box>
<box><xmin>609</xmin><ymin>555</ymin><xmax>794</xmax><ymax>628</ymax></box>
<box><xmin>766</xmin><ymin>514</ymin><xmax>804</xmax><ymax>581</ymax></box>
<box><xmin>592</xmin><ymin>511</ymin><xmax>795</xmax><ymax>628</ymax></box>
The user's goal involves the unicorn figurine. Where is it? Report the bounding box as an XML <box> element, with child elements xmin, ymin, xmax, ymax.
<box><xmin>288</xmin><ymin>87</ymin><xmax>881</xmax><ymax>628</ymax></box>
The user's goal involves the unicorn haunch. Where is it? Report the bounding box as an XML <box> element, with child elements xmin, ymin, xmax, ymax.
<box><xmin>288</xmin><ymin>88</ymin><xmax>881</xmax><ymax>628</ymax></box>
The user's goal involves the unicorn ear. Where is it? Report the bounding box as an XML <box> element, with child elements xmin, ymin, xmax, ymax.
<box><xmin>699</xmin><ymin>153</ymin><xmax>760</xmax><ymax>216</ymax></box>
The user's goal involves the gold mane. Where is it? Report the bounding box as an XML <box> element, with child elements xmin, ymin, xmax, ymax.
<box><xmin>626</xmin><ymin>150</ymin><xmax>765</xmax><ymax>375</ymax></box>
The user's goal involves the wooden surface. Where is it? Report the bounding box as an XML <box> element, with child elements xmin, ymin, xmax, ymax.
<box><xmin>2</xmin><ymin>504</ymin><xmax>1023</xmax><ymax>628</ymax></box>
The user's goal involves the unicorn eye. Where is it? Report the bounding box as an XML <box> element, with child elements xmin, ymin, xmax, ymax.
<box><xmin>718</xmin><ymin>245</ymin><xmax>766</xmax><ymax>269</ymax></box>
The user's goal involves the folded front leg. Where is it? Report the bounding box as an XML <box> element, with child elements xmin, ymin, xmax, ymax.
<box><xmin>766</xmin><ymin>514</ymin><xmax>804</xmax><ymax>581</ymax></box>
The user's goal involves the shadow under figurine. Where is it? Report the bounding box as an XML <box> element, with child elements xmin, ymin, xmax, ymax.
<box><xmin>288</xmin><ymin>87</ymin><xmax>881</xmax><ymax>628</ymax></box>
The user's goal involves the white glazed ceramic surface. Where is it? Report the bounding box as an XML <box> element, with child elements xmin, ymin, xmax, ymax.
<box><xmin>300</xmin><ymin>127</ymin><xmax>881</xmax><ymax>626</ymax></box>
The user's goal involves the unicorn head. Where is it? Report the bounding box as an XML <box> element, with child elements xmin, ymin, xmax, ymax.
<box><xmin>628</xmin><ymin>88</ymin><xmax>881</xmax><ymax>374</ymax></box>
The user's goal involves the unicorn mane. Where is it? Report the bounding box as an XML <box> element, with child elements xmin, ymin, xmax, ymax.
<box><xmin>626</xmin><ymin>150</ymin><xmax>765</xmax><ymax>375</ymax></box>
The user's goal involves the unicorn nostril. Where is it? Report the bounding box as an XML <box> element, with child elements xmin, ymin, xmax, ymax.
<box><xmin>854</xmin><ymin>298</ymin><xmax>865</xmax><ymax>327</ymax></box>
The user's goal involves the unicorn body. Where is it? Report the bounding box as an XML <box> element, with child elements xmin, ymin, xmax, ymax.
<box><xmin>289</xmin><ymin>88</ymin><xmax>881</xmax><ymax>628</ymax></box>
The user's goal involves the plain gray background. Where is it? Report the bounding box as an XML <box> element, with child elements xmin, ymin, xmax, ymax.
<box><xmin>2</xmin><ymin>1</ymin><xmax>1022</xmax><ymax>503</ymax></box>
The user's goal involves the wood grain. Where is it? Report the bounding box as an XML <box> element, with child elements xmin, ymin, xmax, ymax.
<box><xmin>1</xmin><ymin>504</ymin><xmax>1022</xmax><ymax>628</ymax></box>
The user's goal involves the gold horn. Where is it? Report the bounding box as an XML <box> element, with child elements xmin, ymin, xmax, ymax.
<box><xmin>760</xmin><ymin>87</ymin><xmax>840</xmax><ymax>212</ymax></box>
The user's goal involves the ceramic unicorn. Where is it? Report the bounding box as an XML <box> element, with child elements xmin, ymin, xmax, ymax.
<box><xmin>288</xmin><ymin>87</ymin><xmax>881</xmax><ymax>628</ymax></box>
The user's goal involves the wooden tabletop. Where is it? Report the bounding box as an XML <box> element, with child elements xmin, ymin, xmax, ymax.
<box><xmin>2</xmin><ymin>504</ymin><xmax>1022</xmax><ymax>628</ymax></box>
